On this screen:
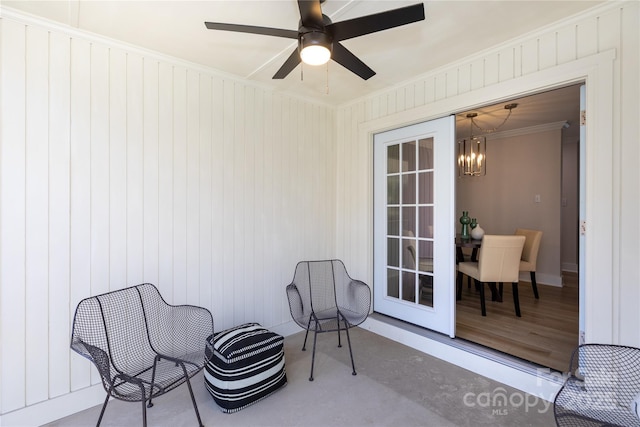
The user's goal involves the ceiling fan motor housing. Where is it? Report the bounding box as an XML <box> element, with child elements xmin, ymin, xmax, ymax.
<box><xmin>299</xmin><ymin>31</ymin><xmax>333</xmax><ymax>53</ymax></box>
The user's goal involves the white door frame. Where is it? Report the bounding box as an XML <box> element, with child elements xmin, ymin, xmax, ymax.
<box><xmin>359</xmin><ymin>49</ymin><xmax>616</xmax><ymax>345</ymax></box>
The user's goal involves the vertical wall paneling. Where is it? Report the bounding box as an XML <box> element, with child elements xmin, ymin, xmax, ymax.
<box><xmin>221</xmin><ymin>79</ymin><xmax>235</xmax><ymax>329</ymax></box>
<box><xmin>25</xmin><ymin>24</ymin><xmax>50</xmax><ymax>406</ymax></box>
<box><xmin>457</xmin><ymin>65</ymin><xmax>471</xmax><ymax>95</ymax></box>
<box><xmin>126</xmin><ymin>53</ymin><xmax>145</xmax><ymax>286</ymax></box>
<box><xmin>1</xmin><ymin>13</ymin><xmax>338</xmax><ymax>422</ymax></box>
<box><xmin>396</xmin><ymin>87</ymin><xmax>406</xmax><ymax>113</ymax></box>
<box><xmin>48</xmin><ymin>30</ymin><xmax>71</xmax><ymax>399</ymax></box>
<box><xmin>469</xmin><ymin>58</ymin><xmax>485</xmax><ymax>91</ymax></box>
<box><xmin>556</xmin><ymin>26</ymin><xmax>577</xmax><ymax>65</ymax></box>
<box><xmin>198</xmin><ymin>74</ymin><xmax>212</xmax><ymax>310</ymax></box>
<box><xmin>598</xmin><ymin>6</ymin><xmax>621</xmax><ymax>52</ymax></box>
<box><xmin>172</xmin><ymin>66</ymin><xmax>188</xmax><ymax>304</ymax></box>
<box><xmin>520</xmin><ymin>39</ymin><xmax>540</xmax><ymax>75</ymax></box>
<box><xmin>88</xmin><ymin>43</ymin><xmax>110</xmax><ymax>300</ymax></box>
<box><xmin>210</xmin><ymin>76</ymin><xmax>225</xmax><ymax>322</ymax></box>
<box><xmin>82</xmin><ymin>46</ymin><xmax>108</xmax><ymax>412</ymax></box>
<box><xmin>252</xmin><ymin>88</ymin><xmax>265</xmax><ymax>325</ymax></box>
<box><xmin>142</xmin><ymin>59</ymin><xmax>160</xmax><ymax>286</ymax></box>
<box><xmin>434</xmin><ymin>73</ymin><xmax>447</xmax><ymax>100</ymax></box>
<box><xmin>255</xmin><ymin>89</ymin><xmax>270</xmax><ymax>325</ymax></box>
<box><xmin>484</xmin><ymin>53</ymin><xmax>500</xmax><ymax>86</ymax></box>
<box><xmin>617</xmin><ymin>4</ymin><xmax>640</xmax><ymax>343</ymax></box>
<box><xmin>186</xmin><ymin>70</ymin><xmax>200</xmax><ymax>305</ymax></box>
<box><xmin>576</xmin><ymin>16</ymin><xmax>599</xmax><ymax>58</ymax></box>
<box><xmin>444</xmin><ymin>69</ymin><xmax>458</xmax><ymax>98</ymax></box>
<box><xmin>424</xmin><ymin>76</ymin><xmax>436</xmax><ymax>105</ymax></box>
<box><xmin>109</xmin><ymin>49</ymin><xmax>127</xmax><ymax>290</ymax></box>
<box><xmin>265</xmin><ymin>92</ymin><xmax>281</xmax><ymax>328</ymax></box>
<box><xmin>70</xmin><ymin>38</ymin><xmax>93</xmax><ymax>389</ymax></box>
<box><xmin>497</xmin><ymin>47</ymin><xmax>516</xmax><ymax>82</ymax></box>
<box><xmin>157</xmin><ymin>62</ymin><xmax>174</xmax><ymax>300</ymax></box>
<box><xmin>1</xmin><ymin>18</ymin><xmax>27</xmax><ymax>414</ymax></box>
<box><xmin>243</xmin><ymin>86</ymin><xmax>255</xmax><ymax>322</ymax></box>
<box><xmin>233</xmin><ymin>82</ymin><xmax>246</xmax><ymax>325</ymax></box>
<box><xmin>539</xmin><ymin>32</ymin><xmax>558</xmax><ymax>70</ymax></box>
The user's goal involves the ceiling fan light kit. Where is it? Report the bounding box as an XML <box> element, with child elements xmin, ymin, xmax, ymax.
<box><xmin>300</xmin><ymin>32</ymin><xmax>332</xmax><ymax>66</ymax></box>
<box><xmin>204</xmin><ymin>0</ymin><xmax>425</xmax><ymax>80</ymax></box>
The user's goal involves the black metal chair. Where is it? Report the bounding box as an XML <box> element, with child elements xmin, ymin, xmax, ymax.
<box><xmin>70</xmin><ymin>283</ymin><xmax>214</xmax><ymax>427</ymax></box>
<box><xmin>554</xmin><ymin>344</ymin><xmax>640</xmax><ymax>427</ymax></box>
<box><xmin>285</xmin><ymin>259</ymin><xmax>371</xmax><ymax>381</ymax></box>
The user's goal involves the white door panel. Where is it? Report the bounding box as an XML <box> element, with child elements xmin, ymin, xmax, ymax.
<box><xmin>373</xmin><ymin>116</ymin><xmax>455</xmax><ymax>336</ymax></box>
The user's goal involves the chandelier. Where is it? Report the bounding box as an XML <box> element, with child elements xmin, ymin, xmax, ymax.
<box><xmin>457</xmin><ymin>103</ymin><xmax>518</xmax><ymax>177</ymax></box>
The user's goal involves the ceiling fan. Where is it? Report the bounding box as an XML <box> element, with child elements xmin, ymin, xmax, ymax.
<box><xmin>204</xmin><ymin>0</ymin><xmax>425</xmax><ymax>80</ymax></box>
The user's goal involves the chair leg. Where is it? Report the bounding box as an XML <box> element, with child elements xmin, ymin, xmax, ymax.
<box><xmin>530</xmin><ymin>271</ymin><xmax>539</xmax><ymax>299</ymax></box>
<box><xmin>96</xmin><ymin>392</ymin><xmax>111</xmax><ymax>427</ymax></box>
<box><xmin>336</xmin><ymin>314</ymin><xmax>342</xmax><ymax>348</ymax></box>
<box><xmin>147</xmin><ymin>355</ymin><xmax>162</xmax><ymax>408</ymax></box>
<box><xmin>309</xmin><ymin>328</ymin><xmax>319</xmax><ymax>381</ymax></box>
<box><xmin>302</xmin><ymin>317</ymin><xmax>312</xmax><ymax>351</ymax></box>
<box><xmin>141</xmin><ymin>398</ymin><xmax>147</xmax><ymax>427</ymax></box>
<box><xmin>512</xmin><ymin>282</ymin><xmax>521</xmax><ymax>317</ymax></box>
<box><xmin>456</xmin><ymin>271</ymin><xmax>463</xmax><ymax>300</ymax></box>
<box><xmin>477</xmin><ymin>279</ymin><xmax>487</xmax><ymax>316</ymax></box>
<box><xmin>180</xmin><ymin>363</ymin><xmax>204</xmax><ymax>427</ymax></box>
<box><xmin>343</xmin><ymin>324</ymin><xmax>357</xmax><ymax>376</ymax></box>
<box><xmin>137</xmin><ymin>383</ymin><xmax>148</xmax><ymax>427</ymax></box>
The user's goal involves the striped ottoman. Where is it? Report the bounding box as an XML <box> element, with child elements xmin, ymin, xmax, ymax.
<box><xmin>204</xmin><ymin>323</ymin><xmax>287</xmax><ymax>413</ymax></box>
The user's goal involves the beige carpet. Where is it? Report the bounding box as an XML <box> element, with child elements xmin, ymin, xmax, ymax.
<box><xmin>45</xmin><ymin>328</ymin><xmax>556</xmax><ymax>426</ymax></box>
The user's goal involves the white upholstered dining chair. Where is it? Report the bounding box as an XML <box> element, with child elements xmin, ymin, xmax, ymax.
<box><xmin>457</xmin><ymin>235</ymin><xmax>526</xmax><ymax>316</ymax></box>
<box><xmin>515</xmin><ymin>228</ymin><xmax>543</xmax><ymax>299</ymax></box>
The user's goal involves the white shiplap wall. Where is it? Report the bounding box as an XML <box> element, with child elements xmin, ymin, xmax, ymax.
<box><xmin>335</xmin><ymin>0</ymin><xmax>638</xmax><ymax>343</ymax></box>
<box><xmin>0</xmin><ymin>14</ymin><xmax>336</xmax><ymax>422</ymax></box>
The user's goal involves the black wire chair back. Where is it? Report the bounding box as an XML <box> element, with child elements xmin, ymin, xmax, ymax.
<box><xmin>286</xmin><ymin>260</ymin><xmax>371</xmax><ymax>381</ymax></box>
<box><xmin>554</xmin><ymin>343</ymin><xmax>640</xmax><ymax>427</ymax></box>
<box><xmin>71</xmin><ymin>283</ymin><xmax>213</xmax><ymax>427</ymax></box>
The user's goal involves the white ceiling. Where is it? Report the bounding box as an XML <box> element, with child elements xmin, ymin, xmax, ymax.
<box><xmin>4</xmin><ymin>0</ymin><xmax>595</xmax><ymax>137</ymax></box>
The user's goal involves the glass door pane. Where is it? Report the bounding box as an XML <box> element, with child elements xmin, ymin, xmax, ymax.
<box><xmin>383</xmin><ymin>137</ymin><xmax>435</xmax><ymax>306</ymax></box>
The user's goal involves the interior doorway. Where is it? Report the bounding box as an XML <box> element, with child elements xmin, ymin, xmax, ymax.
<box><xmin>453</xmin><ymin>84</ymin><xmax>582</xmax><ymax>372</ymax></box>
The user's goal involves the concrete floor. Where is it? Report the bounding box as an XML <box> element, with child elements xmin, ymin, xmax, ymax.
<box><xmin>45</xmin><ymin>328</ymin><xmax>556</xmax><ymax>426</ymax></box>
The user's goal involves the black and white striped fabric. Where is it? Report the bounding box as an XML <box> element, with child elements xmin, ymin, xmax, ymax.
<box><xmin>204</xmin><ymin>323</ymin><xmax>287</xmax><ymax>413</ymax></box>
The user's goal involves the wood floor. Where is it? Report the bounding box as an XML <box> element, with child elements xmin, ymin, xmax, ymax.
<box><xmin>455</xmin><ymin>272</ymin><xmax>579</xmax><ymax>372</ymax></box>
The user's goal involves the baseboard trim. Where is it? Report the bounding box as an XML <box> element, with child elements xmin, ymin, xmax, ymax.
<box><xmin>0</xmin><ymin>384</ymin><xmax>106</xmax><ymax>427</ymax></box>
<box><xmin>519</xmin><ymin>272</ymin><xmax>563</xmax><ymax>287</ymax></box>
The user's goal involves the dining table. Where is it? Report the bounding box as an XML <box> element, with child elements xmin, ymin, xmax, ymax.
<box><xmin>455</xmin><ymin>234</ymin><xmax>481</xmax><ymax>263</ymax></box>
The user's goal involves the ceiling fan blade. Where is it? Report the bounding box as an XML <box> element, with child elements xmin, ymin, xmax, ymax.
<box><xmin>273</xmin><ymin>48</ymin><xmax>302</xmax><ymax>79</ymax></box>
<box><xmin>331</xmin><ymin>42</ymin><xmax>375</xmax><ymax>80</ymax></box>
<box><xmin>297</xmin><ymin>0</ymin><xmax>324</xmax><ymax>29</ymax></box>
<box><xmin>204</xmin><ymin>22</ymin><xmax>298</xmax><ymax>39</ymax></box>
<box><xmin>328</xmin><ymin>3</ymin><xmax>425</xmax><ymax>42</ymax></box>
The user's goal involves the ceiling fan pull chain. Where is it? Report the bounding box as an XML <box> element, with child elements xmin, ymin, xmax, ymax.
<box><xmin>326</xmin><ymin>62</ymin><xmax>329</xmax><ymax>95</ymax></box>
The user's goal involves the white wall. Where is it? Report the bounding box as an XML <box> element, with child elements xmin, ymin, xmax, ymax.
<box><xmin>335</xmin><ymin>0</ymin><xmax>638</xmax><ymax>345</ymax></box>
<box><xmin>0</xmin><ymin>12</ymin><xmax>336</xmax><ymax>424</ymax></box>
<box><xmin>561</xmin><ymin>138</ymin><xmax>580</xmax><ymax>272</ymax></box>
<box><xmin>456</xmin><ymin>125</ymin><xmax>563</xmax><ymax>286</ymax></box>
